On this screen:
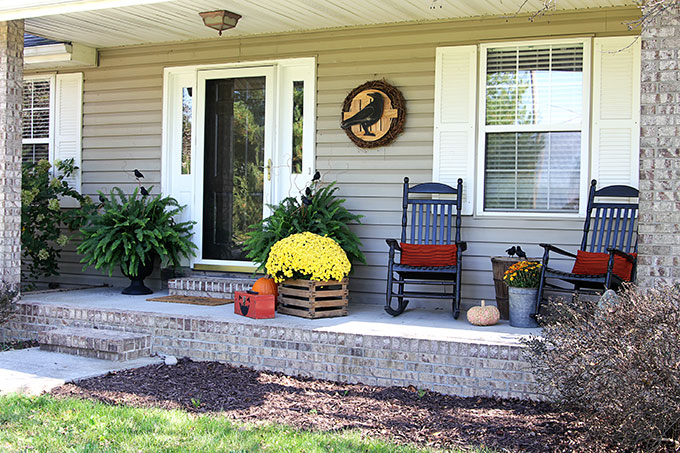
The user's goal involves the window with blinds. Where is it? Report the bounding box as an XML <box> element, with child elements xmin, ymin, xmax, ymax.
<box><xmin>483</xmin><ymin>43</ymin><xmax>584</xmax><ymax>213</ymax></box>
<box><xmin>22</xmin><ymin>79</ymin><xmax>52</xmax><ymax>165</ymax></box>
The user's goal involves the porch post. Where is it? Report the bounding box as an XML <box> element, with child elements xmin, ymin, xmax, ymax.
<box><xmin>638</xmin><ymin>5</ymin><xmax>680</xmax><ymax>288</ymax></box>
<box><xmin>0</xmin><ymin>20</ymin><xmax>23</xmax><ymax>289</ymax></box>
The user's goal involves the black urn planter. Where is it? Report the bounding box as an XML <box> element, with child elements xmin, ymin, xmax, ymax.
<box><xmin>121</xmin><ymin>255</ymin><xmax>156</xmax><ymax>295</ymax></box>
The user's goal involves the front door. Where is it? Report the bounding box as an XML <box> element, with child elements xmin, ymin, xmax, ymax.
<box><xmin>163</xmin><ymin>59</ymin><xmax>315</xmax><ymax>269</ymax></box>
<box><xmin>202</xmin><ymin>75</ymin><xmax>267</xmax><ymax>261</ymax></box>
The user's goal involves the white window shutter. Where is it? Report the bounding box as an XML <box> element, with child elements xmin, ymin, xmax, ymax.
<box><xmin>591</xmin><ymin>37</ymin><xmax>640</xmax><ymax>189</ymax></box>
<box><xmin>433</xmin><ymin>45</ymin><xmax>477</xmax><ymax>215</ymax></box>
<box><xmin>54</xmin><ymin>72</ymin><xmax>83</xmax><ymax>192</ymax></box>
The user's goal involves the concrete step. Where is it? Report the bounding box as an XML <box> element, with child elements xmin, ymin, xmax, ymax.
<box><xmin>39</xmin><ymin>327</ymin><xmax>151</xmax><ymax>361</ymax></box>
<box><xmin>168</xmin><ymin>276</ymin><xmax>256</xmax><ymax>299</ymax></box>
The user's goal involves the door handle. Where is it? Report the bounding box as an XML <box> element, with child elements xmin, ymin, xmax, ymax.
<box><xmin>266</xmin><ymin>158</ymin><xmax>272</xmax><ymax>181</ymax></box>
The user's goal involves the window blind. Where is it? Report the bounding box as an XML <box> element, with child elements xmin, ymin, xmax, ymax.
<box><xmin>23</xmin><ymin>80</ymin><xmax>51</xmax><ymax>141</ymax></box>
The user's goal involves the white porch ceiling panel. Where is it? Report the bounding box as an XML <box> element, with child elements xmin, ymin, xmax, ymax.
<box><xmin>23</xmin><ymin>0</ymin><xmax>636</xmax><ymax>49</ymax></box>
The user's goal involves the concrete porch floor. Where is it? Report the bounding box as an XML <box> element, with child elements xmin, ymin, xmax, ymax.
<box><xmin>21</xmin><ymin>287</ymin><xmax>539</xmax><ymax>346</ymax></box>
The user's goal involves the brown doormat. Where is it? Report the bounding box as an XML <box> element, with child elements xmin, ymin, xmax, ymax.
<box><xmin>147</xmin><ymin>295</ymin><xmax>233</xmax><ymax>306</ymax></box>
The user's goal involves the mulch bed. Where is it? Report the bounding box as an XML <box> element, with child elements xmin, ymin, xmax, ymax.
<box><xmin>51</xmin><ymin>358</ymin><xmax>594</xmax><ymax>452</ymax></box>
<box><xmin>0</xmin><ymin>339</ymin><xmax>39</xmax><ymax>352</ymax></box>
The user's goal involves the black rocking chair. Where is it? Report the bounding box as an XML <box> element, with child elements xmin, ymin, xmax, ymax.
<box><xmin>536</xmin><ymin>179</ymin><xmax>639</xmax><ymax>314</ymax></box>
<box><xmin>385</xmin><ymin>177</ymin><xmax>466</xmax><ymax>319</ymax></box>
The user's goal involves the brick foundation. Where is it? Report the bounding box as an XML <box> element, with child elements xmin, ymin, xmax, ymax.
<box><xmin>3</xmin><ymin>300</ymin><xmax>541</xmax><ymax>400</ymax></box>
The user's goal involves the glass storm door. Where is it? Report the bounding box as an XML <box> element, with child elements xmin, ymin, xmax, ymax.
<box><xmin>163</xmin><ymin>60</ymin><xmax>315</xmax><ymax>269</ymax></box>
<box><xmin>198</xmin><ymin>68</ymin><xmax>273</xmax><ymax>262</ymax></box>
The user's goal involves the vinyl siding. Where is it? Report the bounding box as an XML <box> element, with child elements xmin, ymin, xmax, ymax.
<box><xmin>25</xmin><ymin>7</ymin><xmax>640</xmax><ymax>305</ymax></box>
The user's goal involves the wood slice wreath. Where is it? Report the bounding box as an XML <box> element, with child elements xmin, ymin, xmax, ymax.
<box><xmin>340</xmin><ymin>80</ymin><xmax>405</xmax><ymax>148</ymax></box>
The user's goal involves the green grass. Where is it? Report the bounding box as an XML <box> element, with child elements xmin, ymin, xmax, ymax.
<box><xmin>0</xmin><ymin>394</ymin><xmax>478</xmax><ymax>453</ymax></box>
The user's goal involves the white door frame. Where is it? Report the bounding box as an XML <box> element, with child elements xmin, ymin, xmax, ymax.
<box><xmin>161</xmin><ymin>57</ymin><xmax>316</xmax><ymax>270</ymax></box>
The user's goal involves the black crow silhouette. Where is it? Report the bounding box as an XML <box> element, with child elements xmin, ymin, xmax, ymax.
<box><xmin>140</xmin><ymin>186</ymin><xmax>149</xmax><ymax>197</ymax></box>
<box><xmin>515</xmin><ymin>246</ymin><xmax>527</xmax><ymax>259</ymax></box>
<box><xmin>305</xmin><ymin>186</ymin><xmax>312</xmax><ymax>198</ymax></box>
<box><xmin>505</xmin><ymin>246</ymin><xmax>517</xmax><ymax>257</ymax></box>
<box><xmin>341</xmin><ymin>92</ymin><xmax>384</xmax><ymax>136</ymax></box>
<box><xmin>134</xmin><ymin>169</ymin><xmax>144</xmax><ymax>179</ymax></box>
<box><xmin>312</xmin><ymin>171</ymin><xmax>321</xmax><ymax>181</ymax></box>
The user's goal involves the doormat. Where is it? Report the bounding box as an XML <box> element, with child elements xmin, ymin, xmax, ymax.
<box><xmin>146</xmin><ymin>295</ymin><xmax>233</xmax><ymax>306</ymax></box>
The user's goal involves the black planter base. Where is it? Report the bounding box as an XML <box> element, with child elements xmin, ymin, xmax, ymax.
<box><xmin>121</xmin><ymin>279</ymin><xmax>153</xmax><ymax>295</ymax></box>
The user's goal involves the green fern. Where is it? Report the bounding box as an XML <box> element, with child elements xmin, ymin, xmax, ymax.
<box><xmin>77</xmin><ymin>187</ymin><xmax>197</xmax><ymax>277</ymax></box>
<box><xmin>244</xmin><ymin>181</ymin><xmax>366</xmax><ymax>272</ymax></box>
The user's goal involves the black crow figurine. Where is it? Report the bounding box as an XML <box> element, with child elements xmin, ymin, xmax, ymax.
<box><xmin>515</xmin><ymin>246</ymin><xmax>527</xmax><ymax>260</ymax></box>
<box><xmin>312</xmin><ymin>171</ymin><xmax>321</xmax><ymax>181</ymax></box>
<box><xmin>305</xmin><ymin>186</ymin><xmax>312</xmax><ymax>198</ymax></box>
<box><xmin>134</xmin><ymin>169</ymin><xmax>144</xmax><ymax>179</ymax></box>
<box><xmin>140</xmin><ymin>186</ymin><xmax>149</xmax><ymax>197</ymax></box>
<box><xmin>341</xmin><ymin>92</ymin><xmax>384</xmax><ymax>136</ymax></box>
<box><xmin>505</xmin><ymin>246</ymin><xmax>517</xmax><ymax>257</ymax></box>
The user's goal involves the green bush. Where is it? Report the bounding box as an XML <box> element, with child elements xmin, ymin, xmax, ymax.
<box><xmin>77</xmin><ymin>187</ymin><xmax>197</xmax><ymax>277</ymax></box>
<box><xmin>523</xmin><ymin>285</ymin><xmax>680</xmax><ymax>451</ymax></box>
<box><xmin>0</xmin><ymin>283</ymin><xmax>18</xmax><ymax>327</ymax></box>
<box><xmin>244</xmin><ymin>181</ymin><xmax>366</xmax><ymax>271</ymax></box>
<box><xmin>21</xmin><ymin>159</ymin><xmax>94</xmax><ymax>286</ymax></box>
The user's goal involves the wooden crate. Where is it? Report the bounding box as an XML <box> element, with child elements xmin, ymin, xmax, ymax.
<box><xmin>277</xmin><ymin>278</ymin><xmax>348</xmax><ymax>319</ymax></box>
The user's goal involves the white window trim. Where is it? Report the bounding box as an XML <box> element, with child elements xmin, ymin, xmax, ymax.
<box><xmin>475</xmin><ymin>37</ymin><xmax>592</xmax><ymax>219</ymax></box>
<box><xmin>22</xmin><ymin>74</ymin><xmax>56</xmax><ymax>164</ymax></box>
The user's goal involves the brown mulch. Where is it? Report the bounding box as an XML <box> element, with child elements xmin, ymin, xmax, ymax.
<box><xmin>50</xmin><ymin>358</ymin><xmax>593</xmax><ymax>452</ymax></box>
<box><xmin>0</xmin><ymin>339</ymin><xmax>39</xmax><ymax>351</ymax></box>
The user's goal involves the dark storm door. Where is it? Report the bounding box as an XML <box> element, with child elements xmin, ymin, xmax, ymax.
<box><xmin>201</xmin><ymin>70</ymin><xmax>271</xmax><ymax>261</ymax></box>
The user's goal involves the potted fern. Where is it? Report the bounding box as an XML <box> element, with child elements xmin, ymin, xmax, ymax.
<box><xmin>77</xmin><ymin>187</ymin><xmax>197</xmax><ymax>295</ymax></box>
<box><xmin>244</xmin><ymin>180</ymin><xmax>366</xmax><ymax>271</ymax></box>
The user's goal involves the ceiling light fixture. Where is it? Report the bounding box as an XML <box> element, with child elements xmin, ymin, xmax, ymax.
<box><xmin>199</xmin><ymin>10</ymin><xmax>241</xmax><ymax>36</ymax></box>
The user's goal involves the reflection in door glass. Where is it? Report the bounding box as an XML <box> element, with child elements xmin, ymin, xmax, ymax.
<box><xmin>292</xmin><ymin>81</ymin><xmax>304</xmax><ymax>174</ymax></box>
<box><xmin>203</xmin><ymin>77</ymin><xmax>265</xmax><ymax>261</ymax></box>
<box><xmin>181</xmin><ymin>87</ymin><xmax>192</xmax><ymax>174</ymax></box>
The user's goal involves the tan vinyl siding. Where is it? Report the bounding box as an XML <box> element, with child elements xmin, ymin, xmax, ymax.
<box><xmin>25</xmin><ymin>7</ymin><xmax>639</xmax><ymax>304</ymax></box>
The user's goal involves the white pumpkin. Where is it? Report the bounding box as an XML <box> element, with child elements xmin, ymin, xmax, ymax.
<box><xmin>467</xmin><ymin>300</ymin><xmax>500</xmax><ymax>326</ymax></box>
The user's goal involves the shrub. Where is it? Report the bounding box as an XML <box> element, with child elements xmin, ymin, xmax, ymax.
<box><xmin>21</xmin><ymin>159</ymin><xmax>94</xmax><ymax>286</ymax></box>
<box><xmin>77</xmin><ymin>187</ymin><xmax>197</xmax><ymax>277</ymax></box>
<box><xmin>0</xmin><ymin>283</ymin><xmax>19</xmax><ymax>327</ymax></box>
<box><xmin>244</xmin><ymin>181</ymin><xmax>365</xmax><ymax>271</ymax></box>
<box><xmin>523</xmin><ymin>285</ymin><xmax>680</xmax><ymax>451</ymax></box>
<box><xmin>265</xmin><ymin>232</ymin><xmax>351</xmax><ymax>283</ymax></box>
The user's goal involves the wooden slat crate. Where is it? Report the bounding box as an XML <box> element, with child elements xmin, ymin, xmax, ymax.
<box><xmin>277</xmin><ymin>278</ymin><xmax>349</xmax><ymax>319</ymax></box>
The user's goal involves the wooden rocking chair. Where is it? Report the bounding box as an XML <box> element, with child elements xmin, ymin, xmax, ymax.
<box><xmin>535</xmin><ymin>179</ymin><xmax>639</xmax><ymax>314</ymax></box>
<box><xmin>385</xmin><ymin>177</ymin><xmax>466</xmax><ymax>319</ymax></box>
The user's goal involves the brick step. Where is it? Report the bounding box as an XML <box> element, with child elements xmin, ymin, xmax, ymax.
<box><xmin>168</xmin><ymin>276</ymin><xmax>256</xmax><ymax>299</ymax></box>
<box><xmin>38</xmin><ymin>327</ymin><xmax>151</xmax><ymax>361</ymax></box>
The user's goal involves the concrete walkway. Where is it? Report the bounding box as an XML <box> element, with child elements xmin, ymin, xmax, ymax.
<box><xmin>0</xmin><ymin>348</ymin><xmax>160</xmax><ymax>396</ymax></box>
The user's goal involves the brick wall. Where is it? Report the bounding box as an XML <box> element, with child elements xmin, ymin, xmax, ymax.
<box><xmin>0</xmin><ymin>20</ymin><xmax>23</xmax><ymax>289</ymax></box>
<box><xmin>2</xmin><ymin>300</ymin><xmax>541</xmax><ymax>400</ymax></box>
<box><xmin>638</xmin><ymin>6</ymin><xmax>680</xmax><ymax>287</ymax></box>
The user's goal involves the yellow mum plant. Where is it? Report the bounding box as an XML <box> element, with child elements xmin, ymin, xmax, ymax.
<box><xmin>265</xmin><ymin>232</ymin><xmax>351</xmax><ymax>283</ymax></box>
<box><xmin>503</xmin><ymin>260</ymin><xmax>542</xmax><ymax>288</ymax></box>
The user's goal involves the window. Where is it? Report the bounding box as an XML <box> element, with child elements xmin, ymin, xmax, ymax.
<box><xmin>21</xmin><ymin>73</ymin><xmax>83</xmax><ymax>191</ymax></box>
<box><xmin>482</xmin><ymin>42</ymin><xmax>586</xmax><ymax>213</ymax></box>
<box><xmin>22</xmin><ymin>77</ymin><xmax>53</xmax><ymax>165</ymax></box>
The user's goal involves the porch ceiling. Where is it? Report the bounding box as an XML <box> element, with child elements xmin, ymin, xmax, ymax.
<box><xmin>20</xmin><ymin>0</ymin><xmax>638</xmax><ymax>49</ymax></box>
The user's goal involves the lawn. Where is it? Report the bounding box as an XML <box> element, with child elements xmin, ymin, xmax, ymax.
<box><xmin>0</xmin><ymin>394</ymin><xmax>477</xmax><ymax>452</ymax></box>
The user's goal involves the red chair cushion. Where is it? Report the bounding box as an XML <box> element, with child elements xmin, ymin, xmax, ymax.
<box><xmin>400</xmin><ymin>243</ymin><xmax>457</xmax><ymax>267</ymax></box>
<box><xmin>571</xmin><ymin>250</ymin><xmax>637</xmax><ymax>281</ymax></box>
